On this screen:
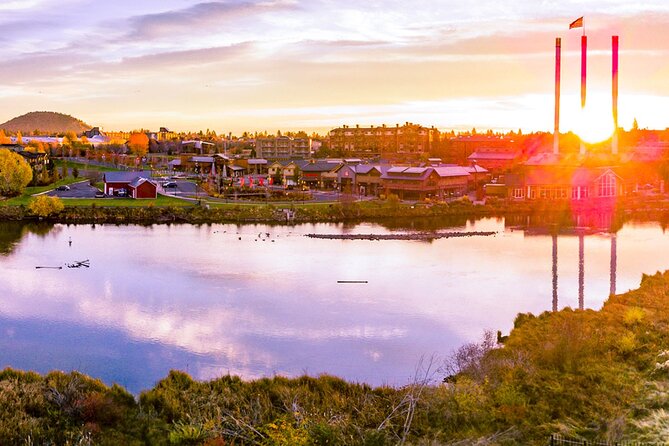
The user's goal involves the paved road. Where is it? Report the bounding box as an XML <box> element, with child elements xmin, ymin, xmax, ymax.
<box><xmin>159</xmin><ymin>180</ymin><xmax>203</xmax><ymax>197</ymax></box>
<box><xmin>46</xmin><ymin>181</ymin><xmax>101</xmax><ymax>198</ymax></box>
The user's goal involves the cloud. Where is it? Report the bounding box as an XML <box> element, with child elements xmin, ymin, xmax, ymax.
<box><xmin>126</xmin><ymin>0</ymin><xmax>299</xmax><ymax>41</ymax></box>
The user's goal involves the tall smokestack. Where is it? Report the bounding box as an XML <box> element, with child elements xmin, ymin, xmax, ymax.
<box><xmin>580</xmin><ymin>35</ymin><xmax>587</xmax><ymax>155</ymax></box>
<box><xmin>610</xmin><ymin>234</ymin><xmax>617</xmax><ymax>296</ymax></box>
<box><xmin>581</xmin><ymin>35</ymin><xmax>587</xmax><ymax>108</ymax></box>
<box><xmin>552</xmin><ymin>233</ymin><xmax>558</xmax><ymax>312</ymax></box>
<box><xmin>578</xmin><ymin>233</ymin><xmax>584</xmax><ymax>310</ymax></box>
<box><xmin>612</xmin><ymin>35</ymin><xmax>619</xmax><ymax>155</ymax></box>
<box><xmin>554</xmin><ymin>38</ymin><xmax>561</xmax><ymax>155</ymax></box>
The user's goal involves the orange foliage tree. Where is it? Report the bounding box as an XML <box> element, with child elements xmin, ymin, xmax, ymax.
<box><xmin>0</xmin><ymin>130</ymin><xmax>10</xmax><ymax>145</ymax></box>
<box><xmin>128</xmin><ymin>132</ymin><xmax>149</xmax><ymax>158</ymax></box>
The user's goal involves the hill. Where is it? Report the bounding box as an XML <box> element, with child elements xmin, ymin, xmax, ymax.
<box><xmin>0</xmin><ymin>111</ymin><xmax>91</xmax><ymax>135</ymax></box>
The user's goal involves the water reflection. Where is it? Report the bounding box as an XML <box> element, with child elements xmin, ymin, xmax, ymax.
<box><xmin>509</xmin><ymin>211</ymin><xmax>621</xmax><ymax>312</ymax></box>
<box><xmin>0</xmin><ymin>222</ymin><xmax>58</xmax><ymax>255</ymax></box>
<box><xmin>0</xmin><ymin>217</ymin><xmax>666</xmax><ymax>393</ymax></box>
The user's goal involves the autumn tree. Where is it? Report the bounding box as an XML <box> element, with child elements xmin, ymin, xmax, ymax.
<box><xmin>0</xmin><ymin>130</ymin><xmax>10</xmax><ymax>145</ymax></box>
<box><xmin>16</xmin><ymin>132</ymin><xmax>23</xmax><ymax>145</ymax></box>
<box><xmin>0</xmin><ymin>149</ymin><xmax>32</xmax><ymax>196</ymax></box>
<box><xmin>62</xmin><ymin>131</ymin><xmax>77</xmax><ymax>147</ymax></box>
<box><xmin>29</xmin><ymin>195</ymin><xmax>64</xmax><ymax>217</ymax></box>
<box><xmin>128</xmin><ymin>132</ymin><xmax>149</xmax><ymax>158</ymax></box>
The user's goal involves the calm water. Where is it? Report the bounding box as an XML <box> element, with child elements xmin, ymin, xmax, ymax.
<box><xmin>1</xmin><ymin>218</ymin><xmax>668</xmax><ymax>393</ymax></box>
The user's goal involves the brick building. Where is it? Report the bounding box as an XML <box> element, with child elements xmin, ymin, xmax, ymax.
<box><xmin>256</xmin><ymin>136</ymin><xmax>310</xmax><ymax>160</ymax></box>
<box><xmin>328</xmin><ymin>123</ymin><xmax>439</xmax><ymax>159</ymax></box>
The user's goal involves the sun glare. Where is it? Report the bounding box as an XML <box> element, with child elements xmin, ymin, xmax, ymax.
<box><xmin>574</xmin><ymin>98</ymin><xmax>615</xmax><ymax>144</ymax></box>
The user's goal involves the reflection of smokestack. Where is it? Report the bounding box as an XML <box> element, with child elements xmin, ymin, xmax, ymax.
<box><xmin>580</xmin><ymin>35</ymin><xmax>587</xmax><ymax>155</ymax></box>
<box><xmin>578</xmin><ymin>233</ymin><xmax>584</xmax><ymax>310</ymax></box>
<box><xmin>552</xmin><ymin>234</ymin><xmax>558</xmax><ymax>312</ymax></box>
<box><xmin>612</xmin><ymin>36</ymin><xmax>619</xmax><ymax>155</ymax></box>
<box><xmin>610</xmin><ymin>234</ymin><xmax>617</xmax><ymax>295</ymax></box>
<box><xmin>581</xmin><ymin>35</ymin><xmax>587</xmax><ymax>108</ymax></box>
<box><xmin>554</xmin><ymin>38</ymin><xmax>561</xmax><ymax>155</ymax></box>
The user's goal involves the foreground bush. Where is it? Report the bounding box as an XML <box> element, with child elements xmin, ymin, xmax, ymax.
<box><xmin>28</xmin><ymin>195</ymin><xmax>64</xmax><ymax>217</ymax></box>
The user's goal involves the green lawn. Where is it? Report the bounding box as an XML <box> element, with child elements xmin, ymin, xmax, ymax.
<box><xmin>63</xmin><ymin>194</ymin><xmax>195</xmax><ymax>207</ymax></box>
<box><xmin>54</xmin><ymin>159</ymin><xmax>122</xmax><ymax>172</ymax></box>
<box><xmin>0</xmin><ymin>178</ymin><xmax>85</xmax><ymax>206</ymax></box>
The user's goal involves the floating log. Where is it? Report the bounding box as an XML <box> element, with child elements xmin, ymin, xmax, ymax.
<box><xmin>35</xmin><ymin>266</ymin><xmax>62</xmax><ymax>270</ymax></box>
<box><xmin>67</xmin><ymin>259</ymin><xmax>90</xmax><ymax>269</ymax></box>
<box><xmin>337</xmin><ymin>280</ymin><xmax>368</xmax><ymax>284</ymax></box>
<box><xmin>306</xmin><ymin>231</ymin><xmax>496</xmax><ymax>241</ymax></box>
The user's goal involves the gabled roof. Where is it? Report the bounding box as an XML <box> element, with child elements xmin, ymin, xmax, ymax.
<box><xmin>300</xmin><ymin>161</ymin><xmax>339</xmax><ymax>172</ymax></box>
<box><xmin>355</xmin><ymin>165</ymin><xmax>382</xmax><ymax>175</ymax></box>
<box><xmin>104</xmin><ymin>171</ymin><xmax>152</xmax><ymax>183</ymax></box>
<box><xmin>128</xmin><ymin>177</ymin><xmax>156</xmax><ymax>188</ymax></box>
<box><xmin>0</xmin><ymin>144</ymin><xmax>24</xmax><ymax>152</ymax></box>
<box><xmin>381</xmin><ymin>166</ymin><xmax>433</xmax><ymax>181</ymax></box>
<box><xmin>465</xmin><ymin>165</ymin><xmax>488</xmax><ymax>174</ymax></box>
<box><xmin>468</xmin><ymin>151</ymin><xmax>519</xmax><ymax>161</ymax></box>
<box><xmin>19</xmin><ymin>151</ymin><xmax>47</xmax><ymax>160</ymax></box>
<box><xmin>247</xmin><ymin>158</ymin><xmax>268</xmax><ymax>165</ymax></box>
<box><xmin>190</xmin><ymin>156</ymin><xmax>214</xmax><ymax>163</ymax></box>
<box><xmin>433</xmin><ymin>166</ymin><xmax>472</xmax><ymax>178</ymax></box>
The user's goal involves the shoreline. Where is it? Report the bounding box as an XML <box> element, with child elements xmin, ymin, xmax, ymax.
<box><xmin>2</xmin><ymin>196</ymin><xmax>666</xmax><ymax>227</ymax></box>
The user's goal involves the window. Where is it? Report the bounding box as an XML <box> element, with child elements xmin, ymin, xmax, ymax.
<box><xmin>598</xmin><ymin>174</ymin><xmax>616</xmax><ymax>197</ymax></box>
<box><xmin>513</xmin><ymin>188</ymin><xmax>525</xmax><ymax>199</ymax></box>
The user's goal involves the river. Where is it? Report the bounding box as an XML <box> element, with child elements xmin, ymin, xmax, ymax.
<box><xmin>0</xmin><ymin>217</ymin><xmax>668</xmax><ymax>393</ymax></box>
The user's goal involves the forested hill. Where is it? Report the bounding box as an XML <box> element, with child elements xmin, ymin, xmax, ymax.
<box><xmin>0</xmin><ymin>111</ymin><xmax>91</xmax><ymax>135</ymax></box>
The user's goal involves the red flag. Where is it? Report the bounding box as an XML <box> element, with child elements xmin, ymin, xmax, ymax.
<box><xmin>569</xmin><ymin>17</ymin><xmax>583</xmax><ymax>29</ymax></box>
<box><xmin>269</xmin><ymin>177</ymin><xmax>273</xmax><ymax>185</ymax></box>
<box><xmin>240</xmin><ymin>177</ymin><xmax>245</xmax><ymax>187</ymax></box>
<box><xmin>259</xmin><ymin>178</ymin><xmax>264</xmax><ymax>186</ymax></box>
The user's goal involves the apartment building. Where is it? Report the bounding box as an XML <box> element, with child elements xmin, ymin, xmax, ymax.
<box><xmin>328</xmin><ymin>122</ymin><xmax>439</xmax><ymax>158</ymax></box>
<box><xmin>255</xmin><ymin>136</ymin><xmax>311</xmax><ymax>160</ymax></box>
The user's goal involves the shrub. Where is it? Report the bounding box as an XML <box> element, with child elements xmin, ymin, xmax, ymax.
<box><xmin>28</xmin><ymin>195</ymin><xmax>64</xmax><ymax>217</ymax></box>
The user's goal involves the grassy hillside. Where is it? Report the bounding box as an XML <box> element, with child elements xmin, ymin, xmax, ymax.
<box><xmin>3</xmin><ymin>271</ymin><xmax>669</xmax><ymax>444</ymax></box>
<box><xmin>0</xmin><ymin>111</ymin><xmax>91</xmax><ymax>134</ymax></box>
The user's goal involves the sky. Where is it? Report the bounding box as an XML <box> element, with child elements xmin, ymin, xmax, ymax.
<box><xmin>1</xmin><ymin>0</ymin><xmax>669</xmax><ymax>134</ymax></box>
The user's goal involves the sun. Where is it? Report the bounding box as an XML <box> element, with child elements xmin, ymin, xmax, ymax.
<box><xmin>574</xmin><ymin>99</ymin><xmax>614</xmax><ymax>144</ymax></box>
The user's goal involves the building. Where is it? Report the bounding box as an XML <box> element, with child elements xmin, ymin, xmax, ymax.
<box><xmin>381</xmin><ymin>166</ymin><xmax>470</xmax><ymax>200</ymax></box>
<box><xmin>103</xmin><ymin>171</ymin><xmax>156</xmax><ymax>198</ymax></box>
<box><xmin>334</xmin><ymin>164</ymin><xmax>387</xmax><ymax>195</ymax></box>
<box><xmin>299</xmin><ymin>160</ymin><xmax>341</xmax><ymax>189</ymax></box>
<box><xmin>243</xmin><ymin>159</ymin><xmax>268</xmax><ymax>175</ymax></box>
<box><xmin>506</xmin><ymin>153</ymin><xmax>627</xmax><ymax>201</ymax></box>
<box><xmin>256</xmin><ymin>136</ymin><xmax>311</xmax><ymax>160</ymax></box>
<box><xmin>444</xmin><ymin>135</ymin><xmax>517</xmax><ymax>165</ymax></box>
<box><xmin>467</xmin><ymin>151</ymin><xmax>520</xmax><ymax>172</ymax></box>
<box><xmin>268</xmin><ymin>160</ymin><xmax>300</xmax><ymax>186</ymax></box>
<box><xmin>1</xmin><ymin>144</ymin><xmax>49</xmax><ymax>179</ymax></box>
<box><xmin>328</xmin><ymin>123</ymin><xmax>439</xmax><ymax>158</ymax></box>
<box><xmin>157</xmin><ymin>127</ymin><xmax>178</xmax><ymax>141</ymax></box>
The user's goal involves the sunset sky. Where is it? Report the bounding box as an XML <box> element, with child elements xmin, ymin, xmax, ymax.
<box><xmin>1</xmin><ymin>0</ymin><xmax>669</xmax><ymax>134</ymax></box>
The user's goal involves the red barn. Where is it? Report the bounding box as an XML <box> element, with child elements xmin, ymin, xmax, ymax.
<box><xmin>103</xmin><ymin>171</ymin><xmax>157</xmax><ymax>199</ymax></box>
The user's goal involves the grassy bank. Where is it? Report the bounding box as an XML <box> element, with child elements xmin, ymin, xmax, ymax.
<box><xmin>3</xmin><ymin>191</ymin><xmax>669</xmax><ymax>227</ymax></box>
<box><xmin>4</xmin><ymin>271</ymin><xmax>669</xmax><ymax>444</ymax></box>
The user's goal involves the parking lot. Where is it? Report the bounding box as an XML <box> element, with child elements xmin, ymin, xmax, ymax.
<box><xmin>159</xmin><ymin>179</ymin><xmax>202</xmax><ymax>196</ymax></box>
<box><xmin>46</xmin><ymin>181</ymin><xmax>102</xmax><ymax>198</ymax></box>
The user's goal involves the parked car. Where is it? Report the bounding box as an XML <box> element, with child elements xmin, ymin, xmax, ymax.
<box><xmin>95</xmin><ymin>191</ymin><xmax>105</xmax><ymax>198</ymax></box>
<box><xmin>56</xmin><ymin>185</ymin><xmax>70</xmax><ymax>191</ymax></box>
<box><xmin>116</xmin><ymin>189</ymin><xmax>128</xmax><ymax>197</ymax></box>
<box><xmin>162</xmin><ymin>181</ymin><xmax>177</xmax><ymax>188</ymax></box>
